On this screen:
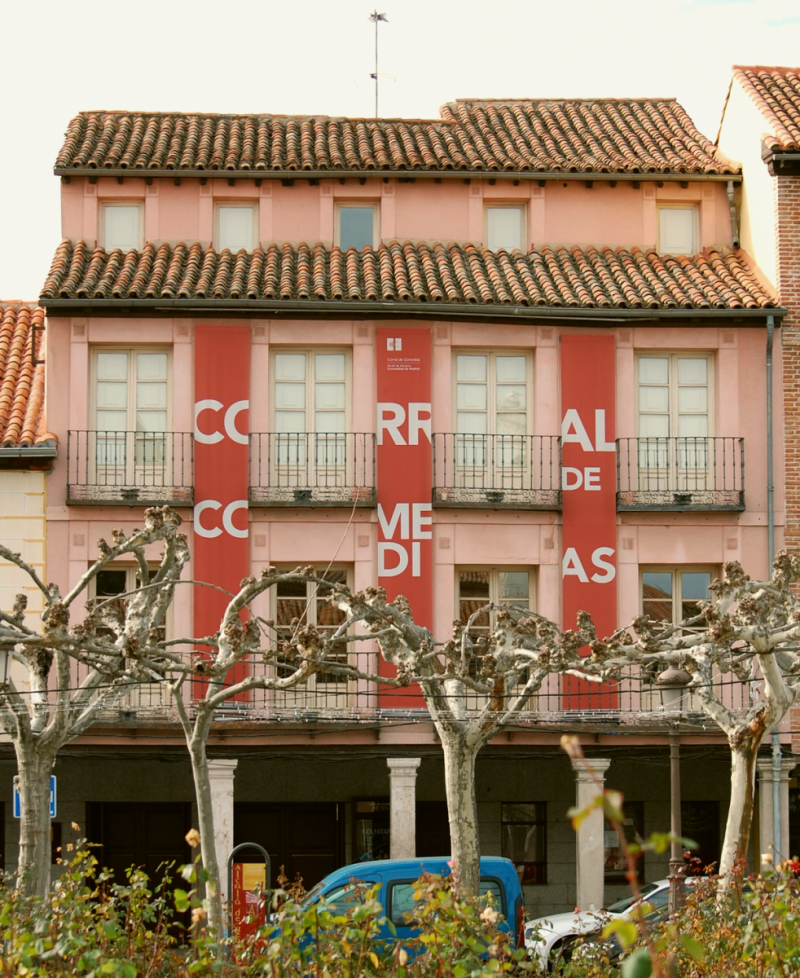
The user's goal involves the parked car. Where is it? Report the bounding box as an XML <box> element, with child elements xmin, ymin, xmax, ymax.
<box><xmin>525</xmin><ymin>878</ymin><xmax>699</xmax><ymax>970</ymax></box>
<box><xmin>297</xmin><ymin>856</ymin><xmax>525</xmax><ymax>948</ymax></box>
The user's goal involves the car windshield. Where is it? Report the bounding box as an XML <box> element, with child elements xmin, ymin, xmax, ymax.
<box><xmin>605</xmin><ymin>883</ymin><xmax>660</xmax><ymax>914</ymax></box>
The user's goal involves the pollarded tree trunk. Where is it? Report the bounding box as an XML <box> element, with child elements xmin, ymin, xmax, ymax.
<box><xmin>16</xmin><ymin>741</ymin><xmax>55</xmax><ymax>899</ymax></box>
<box><xmin>718</xmin><ymin>732</ymin><xmax>760</xmax><ymax>885</ymax></box>
<box><xmin>187</xmin><ymin>713</ymin><xmax>225</xmax><ymax>938</ymax></box>
<box><xmin>441</xmin><ymin>734</ymin><xmax>481</xmax><ymax>897</ymax></box>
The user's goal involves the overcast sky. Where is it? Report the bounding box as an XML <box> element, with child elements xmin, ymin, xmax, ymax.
<box><xmin>1</xmin><ymin>0</ymin><xmax>799</xmax><ymax>300</ymax></box>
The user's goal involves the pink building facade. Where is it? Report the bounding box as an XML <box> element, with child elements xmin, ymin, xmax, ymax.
<box><xmin>0</xmin><ymin>99</ymin><xmax>789</xmax><ymax>911</ymax></box>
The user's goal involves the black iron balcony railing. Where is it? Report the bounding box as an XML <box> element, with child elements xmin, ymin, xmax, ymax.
<box><xmin>67</xmin><ymin>431</ymin><xmax>194</xmax><ymax>506</ymax></box>
<box><xmin>249</xmin><ymin>433</ymin><xmax>376</xmax><ymax>506</ymax></box>
<box><xmin>617</xmin><ymin>437</ymin><xmax>745</xmax><ymax>511</ymax></box>
<box><xmin>432</xmin><ymin>434</ymin><xmax>561</xmax><ymax>509</ymax></box>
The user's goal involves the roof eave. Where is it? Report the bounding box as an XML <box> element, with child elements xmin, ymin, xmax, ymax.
<box><xmin>54</xmin><ymin>167</ymin><xmax>742</xmax><ymax>183</ymax></box>
<box><xmin>39</xmin><ymin>297</ymin><xmax>783</xmax><ymax>323</ymax></box>
<box><xmin>764</xmin><ymin>150</ymin><xmax>800</xmax><ymax>176</ymax></box>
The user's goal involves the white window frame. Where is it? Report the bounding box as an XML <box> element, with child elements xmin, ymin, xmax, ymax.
<box><xmin>335</xmin><ymin>203</ymin><xmax>379</xmax><ymax>250</ymax></box>
<box><xmin>485</xmin><ymin>204</ymin><xmax>526</xmax><ymax>252</ymax></box>
<box><xmin>640</xmin><ymin>566</ymin><xmax>717</xmax><ymax>712</ymax></box>
<box><xmin>90</xmin><ymin>564</ymin><xmax>171</xmax><ymax>710</ymax></box>
<box><xmin>266</xmin><ymin>567</ymin><xmax>354</xmax><ymax>707</ymax></box>
<box><xmin>101</xmin><ymin>202</ymin><xmax>144</xmax><ymax>251</ymax></box>
<box><xmin>270</xmin><ymin>348</ymin><xmax>351</xmax><ymax>472</ymax></box>
<box><xmin>214</xmin><ymin>202</ymin><xmax>257</xmax><ymax>251</ymax></box>
<box><xmin>657</xmin><ymin>204</ymin><xmax>699</xmax><ymax>255</ymax></box>
<box><xmin>636</xmin><ymin>352</ymin><xmax>713</xmax><ymax>439</ymax></box>
<box><xmin>90</xmin><ymin>347</ymin><xmax>172</xmax><ymax>486</ymax></box>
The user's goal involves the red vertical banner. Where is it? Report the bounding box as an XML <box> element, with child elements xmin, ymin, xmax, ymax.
<box><xmin>193</xmin><ymin>326</ymin><xmax>250</xmax><ymax>696</ymax></box>
<box><xmin>376</xmin><ymin>328</ymin><xmax>433</xmax><ymax>708</ymax></box>
<box><xmin>560</xmin><ymin>335</ymin><xmax>618</xmax><ymax>708</ymax></box>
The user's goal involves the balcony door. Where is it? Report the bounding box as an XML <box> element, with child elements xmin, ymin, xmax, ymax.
<box><xmin>453</xmin><ymin>353</ymin><xmax>530</xmax><ymax>497</ymax></box>
<box><xmin>636</xmin><ymin>354</ymin><xmax>712</xmax><ymax>497</ymax></box>
<box><xmin>92</xmin><ymin>350</ymin><xmax>170</xmax><ymax>498</ymax></box>
<box><xmin>270</xmin><ymin>351</ymin><xmax>352</xmax><ymax>503</ymax></box>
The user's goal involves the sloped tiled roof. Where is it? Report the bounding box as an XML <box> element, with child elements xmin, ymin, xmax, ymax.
<box><xmin>40</xmin><ymin>240</ymin><xmax>775</xmax><ymax>311</ymax></box>
<box><xmin>0</xmin><ymin>304</ymin><xmax>53</xmax><ymax>449</ymax></box>
<box><xmin>53</xmin><ymin>99</ymin><xmax>738</xmax><ymax>176</ymax></box>
<box><xmin>733</xmin><ymin>66</ymin><xmax>800</xmax><ymax>152</ymax></box>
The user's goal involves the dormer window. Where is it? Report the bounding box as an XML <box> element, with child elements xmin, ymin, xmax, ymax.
<box><xmin>216</xmin><ymin>204</ymin><xmax>256</xmax><ymax>251</ymax></box>
<box><xmin>486</xmin><ymin>206</ymin><xmax>524</xmax><ymax>252</ymax></box>
<box><xmin>658</xmin><ymin>206</ymin><xmax>697</xmax><ymax>255</ymax></box>
<box><xmin>102</xmin><ymin>204</ymin><xmax>142</xmax><ymax>251</ymax></box>
<box><xmin>336</xmin><ymin>204</ymin><xmax>378</xmax><ymax>250</ymax></box>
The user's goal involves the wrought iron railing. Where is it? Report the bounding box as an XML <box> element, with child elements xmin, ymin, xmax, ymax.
<box><xmin>617</xmin><ymin>437</ymin><xmax>745</xmax><ymax>511</ymax></box>
<box><xmin>432</xmin><ymin>434</ymin><xmax>561</xmax><ymax>509</ymax></box>
<box><xmin>100</xmin><ymin>654</ymin><xmax>756</xmax><ymax>725</ymax></box>
<box><xmin>249</xmin><ymin>433</ymin><xmax>376</xmax><ymax>506</ymax></box>
<box><xmin>67</xmin><ymin>431</ymin><xmax>194</xmax><ymax>506</ymax></box>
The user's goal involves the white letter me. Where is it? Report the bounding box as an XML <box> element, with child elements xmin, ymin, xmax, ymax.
<box><xmin>562</xmin><ymin>547</ymin><xmax>616</xmax><ymax>584</ymax></box>
<box><xmin>377</xmin><ymin>503</ymin><xmax>432</xmax><ymax>577</ymax></box>
<box><xmin>377</xmin><ymin>403</ymin><xmax>432</xmax><ymax>445</ymax></box>
<box><xmin>561</xmin><ymin>409</ymin><xmax>615</xmax><ymax>452</ymax></box>
<box><xmin>194</xmin><ymin>400</ymin><xmax>249</xmax><ymax>445</ymax></box>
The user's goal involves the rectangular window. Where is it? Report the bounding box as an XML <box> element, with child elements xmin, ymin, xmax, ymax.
<box><xmin>501</xmin><ymin>803</ymin><xmax>546</xmax><ymax>884</ymax></box>
<box><xmin>455</xmin><ymin>352</ymin><xmax>529</xmax><ymax>468</ymax></box>
<box><xmin>93</xmin><ymin>349</ymin><xmax>169</xmax><ymax>471</ymax></box>
<box><xmin>486</xmin><ymin>206</ymin><xmax>524</xmax><ymax>252</ymax></box>
<box><xmin>604</xmin><ymin>801</ymin><xmax>644</xmax><ymax>882</ymax></box>
<box><xmin>658</xmin><ymin>206</ymin><xmax>697</xmax><ymax>255</ymax></box>
<box><xmin>456</xmin><ymin>568</ymin><xmax>533</xmax><ymax>685</ymax></box>
<box><xmin>216</xmin><ymin>204</ymin><xmax>256</xmax><ymax>251</ymax></box>
<box><xmin>91</xmin><ymin>566</ymin><xmax>169</xmax><ymax>710</ymax></box>
<box><xmin>272</xmin><ymin>569</ymin><xmax>350</xmax><ymax>686</ymax></box>
<box><xmin>272</xmin><ymin>350</ymin><xmax>348</xmax><ymax>466</ymax></box>
<box><xmin>102</xmin><ymin>204</ymin><xmax>142</xmax><ymax>251</ymax></box>
<box><xmin>336</xmin><ymin>204</ymin><xmax>378</xmax><ymax>250</ymax></box>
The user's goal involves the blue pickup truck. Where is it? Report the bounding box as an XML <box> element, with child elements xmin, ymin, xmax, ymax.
<box><xmin>298</xmin><ymin>855</ymin><xmax>525</xmax><ymax>948</ymax></box>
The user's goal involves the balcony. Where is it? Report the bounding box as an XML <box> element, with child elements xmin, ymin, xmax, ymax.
<box><xmin>67</xmin><ymin>431</ymin><xmax>194</xmax><ymax>506</ymax></box>
<box><xmin>617</xmin><ymin>437</ymin><xmax>745</xmax><ymax>511</ymax></box>
<box><xmin>249</xmin><ymin>433</ymin><xmax>376</xmax><ymax>507</ymax></box>
<box><xmin>432</xmin><ymin>434</ymin><xmax>561</xmax><ymax>510</ymax></box>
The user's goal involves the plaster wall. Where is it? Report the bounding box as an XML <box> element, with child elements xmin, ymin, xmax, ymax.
<box><xmin>60</xmin><ymin>176</ymin><xmax>734</xmax><ymax>253</ymax></box>
<box><xmin>717</xmin><ymin>81</ymin><xmax>779</xmax><ymax>290</ymax></box>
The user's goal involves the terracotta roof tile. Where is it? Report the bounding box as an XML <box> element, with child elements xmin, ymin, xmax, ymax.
<box><xmin>54</xmin><ymin>99</ymin><xmax>738</xmax><ymax>176</ymax></box>
<box><xmin>40</xmin><ymin>240</ymin><xmax>775</xmax><ymax>312</ymax></box>
<box><xmin>733</xmin><ymin>65</ymin><xmax>800</xmax><ymax>152</ymax></box>
<box><xmin>0</xmin><ymin>304</ymin><xmax>53</xmax><ymax>448</ymax></box>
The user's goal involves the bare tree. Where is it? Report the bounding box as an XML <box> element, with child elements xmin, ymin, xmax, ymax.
<box><xmin>556</xmin><ymin>555</ymin><xmax>800</xmax><ymax>894</ymax></box>
<box><xmin>0</xmin><ymin>507</ymin><xmax>188</xmax><ymax>898</ymax></box>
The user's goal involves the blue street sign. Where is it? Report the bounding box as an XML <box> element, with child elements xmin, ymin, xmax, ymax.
<box><xmin>13</xmin><ymin>776</ymin><xmax>56</xmax><ymax>818</ymax></box>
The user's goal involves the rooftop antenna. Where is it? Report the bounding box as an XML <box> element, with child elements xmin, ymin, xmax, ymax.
<box><xmin>368</xmin><ymin>10</ymin><xmax>388</xmax><ymax>117</ymax></box>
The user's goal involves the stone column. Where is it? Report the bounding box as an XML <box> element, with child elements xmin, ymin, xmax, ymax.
<box><xmin>208</xmin><ymin>758</ymin><xmax>238</xmax><ymax>903</ymax></box>
<box><xmin>757</xmin><ymin>756</ymin><xmax>798</xmax><ymax>869</ymax></box>
<box><xmin>571</xmin><ymin>758</ymin><xmax>612</xmax><ymax>911</ymax></box>
<box><xmin>387</xmin><ymin>757</ymin><xmax>421</xmax><ymax>858</ymax></box>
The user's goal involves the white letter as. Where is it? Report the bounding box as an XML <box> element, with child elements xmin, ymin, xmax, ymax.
<box><xmin>561</xmin><ymin>409</ymin><xmax>594</xmax><ymax>452</ymax></box>
<box><xmin>562</xmin><ymin>547</ymin><xmax>589</xmax><ymax>582</ymax></box>
<box><xmin>590</xmin><ymin>547</ymin><xmax>616</xmax><ymax>583</ymax></box>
